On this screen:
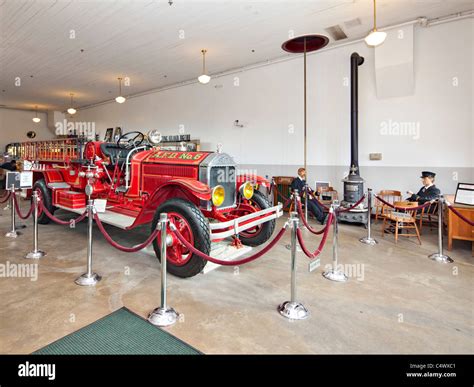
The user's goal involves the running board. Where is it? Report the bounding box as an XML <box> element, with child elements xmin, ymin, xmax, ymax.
<box><xmin>55</xmin><ymin>205</ymin><xmax>136</xmax><ymax>229</ymax></box>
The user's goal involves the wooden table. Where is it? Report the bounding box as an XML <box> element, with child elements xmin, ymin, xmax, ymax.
<box><xmin>444</xmin><ymin>196</ymin><xmax>474</xmax><ymax>255</ymax></box>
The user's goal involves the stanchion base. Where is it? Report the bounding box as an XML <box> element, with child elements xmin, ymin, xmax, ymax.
<box><xmin>25</xmin><ymin>250</ymin><xmax>46</xmax><ymax>259</ymax></box>
<box><xmin>75</xmin><ymin>272</ymin><xmax>102</xmax><ymax>286</ymax></box>
<box><xmin>322</xmin><ymin>269</ymin><xmax>348</xmax><ymax>282</ymax></box>
<box><xmin>5</xmin><ymin>230</ymin><xmax>20</xmax><ymax>238</ymax></box>
<box><xmin>278</xmin><ymin>301</ymin><xmax>309</xmax><ymax>320</ymax></box>
<box><xmin>285</xmin><ymin>244</ymin><xmax>302</xmax><ymax>252</ymax></box>
<box><xmin>359</xmin><ymin>237</ymin><xmax>378</xmax><ymax>246</ymax></box>
<box><xmin>148</xmin><ymin>307</ymin><xmax>179</xmax><ymax>327</ymax></box>
<box><xmin>428</xmin><ymin>253</ymin><xmax>453</xmax><ymax>264</ymax></box>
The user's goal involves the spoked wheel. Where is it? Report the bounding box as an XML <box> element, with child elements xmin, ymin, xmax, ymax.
<box><xmin>230</xmin><ymin>191</ymin><xmax>275</xmax><ymax>247</ymax></box>
<box><xmin>151</xmin><ymin>198</ymin><xmax>210</xmax><ymax>278</ymax></box>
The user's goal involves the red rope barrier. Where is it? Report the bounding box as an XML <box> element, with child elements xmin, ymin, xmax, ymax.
<box><xmin>374</xmin><ymin>195</ymin><xmax>433</xmax><ymax>212</ymax></box>
<box><xmin>296</xmin><ymin>212</ymin><xmax>334</xmax><ymax>259</ymax></box>
<box><xmin>93</xmin><ymin>213</ymin><xmax>160</xmax><ymax>252</ymax></box>
<box><xmin>305</xmin><ymin>187</ymin><xmax>331</xmax><ymax>210</ymax></box>
<box><xmin>0</xmin><ymin>191</ymin><xmax>11</xmax><ymax>204</ymax></box>
<box><xmin>296</xmin><ymin>200</ymin><xmax>330</xmax><ymax>235</ymax></box>
<box><xmin>336</xmin><ymin>195</ymin><xmax>366</xmax><ymax>213</ymax></box>
<box><xmin>12</xmin><ymin>194</ymin><xmax>34</xmax><ymax>220</ymax></box>
<box><xmin>447</xmin><ymin>205</ymin><xmax>474</xmax><ymax>226</ymax></box>
<box><xmin>171</xmin><ymin>223</ymin><xmax>288</xmax><ymax>266</ymax></box>
<box><xmin>39</xmin><ymin>202</ymin><xmax>88</xmax><ymax>225</ymax></box>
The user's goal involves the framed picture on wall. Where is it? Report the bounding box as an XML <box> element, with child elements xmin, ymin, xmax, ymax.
<box><xmin>104</xmin><ymin>128</ymin><xmax>114</xmax><ymax>142</ymax></box>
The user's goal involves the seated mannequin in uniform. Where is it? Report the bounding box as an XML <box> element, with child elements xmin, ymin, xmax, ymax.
<box><xmin>291</xmin><ymin>167</ymin><xmax>327</xmax><ymax>224</ymax></box>
<box><xmin>407</xmin><ymin>171</ymin><xmax>441</xmax><ymax>204</ymax></box>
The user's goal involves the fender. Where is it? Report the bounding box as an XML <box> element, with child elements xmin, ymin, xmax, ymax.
<box><xmin>131</xmin><ymin>179</ymin><xmax>211</xmax><ymax>227</ymax></box>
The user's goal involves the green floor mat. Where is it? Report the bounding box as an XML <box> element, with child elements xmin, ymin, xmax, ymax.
<box><xmin>33</xmin><ymin>307</ymin><xmax>201</xmax><ymax>355</ymax></box>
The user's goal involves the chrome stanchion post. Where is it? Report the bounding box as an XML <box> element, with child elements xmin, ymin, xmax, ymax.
<box><xmin>428</xmin><ymin>195</ymin><xmax>453</xmax><ymax>264</ymax></box>
<box><xmin>75</xmin><ymin>199</ymin><xmax>102</xmax><ymax>286</ymax></box>
<box><xmin>5</xmin><ymin>184</ymin><xmax>20</xmax><ymax>238</ymax></box>
<box><xmin>278</xmin><ymin>211</ymin><xmax>309</xmax><ymax>320</ymax></box>
<box><xmin>148</xmin><ymin>213</ymin><xmax>179</xmax><ymax>327</ymax></box>
<box><xmin>286</xmin><ymin>190</ymin><xmax>302</xmax><ymax>251</ymax></box>
<box><xmin>359</xmin><ymin>188</ymin><xmax>378</xmax><ymax>245</ymax></box>
<box><xmin>304</xmin><ymin>184</ymin><xmax>309</xmax><ymax>221</ymax></box>
<box><xmin>25</xmin><ymin>191</ymin><xmax>46</xmax><ymax>259</ymax></box>
<box><xmin>323</xmin><ymin>202</ymin><xmax>348</xmax><ymax>282</ymax></box>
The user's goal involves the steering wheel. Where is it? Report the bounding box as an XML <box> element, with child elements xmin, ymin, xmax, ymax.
<box><xmin>117</xmin><ymin>131</ymin><xmax>145</xmax><ymax>149</ymax></box>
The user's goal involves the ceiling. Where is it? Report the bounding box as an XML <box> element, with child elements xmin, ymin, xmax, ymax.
<box><xmin>0</xmin><ymin>0</ymin><xmax>472</xmax><ymax>112</ymax></box>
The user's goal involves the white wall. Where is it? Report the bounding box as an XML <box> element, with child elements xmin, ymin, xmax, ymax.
<box><xmin>0</xmin><ymin>108</ymin><xmax>52</xmax><ymax>156</ymax></box>
<box><xmin>55</xmin><ymin>19</ymin><xmax>474</xmax><ymax>194</ymax></box>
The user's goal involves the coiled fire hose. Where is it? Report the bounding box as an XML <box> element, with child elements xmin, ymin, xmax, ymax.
<box><xmin>296</xmin><ymin>200</ymin><xmax>329</xmax><ymax>235</ymax></box>
<box><xmin>0</xmin><ymin>191</ymin><xmax>11</xmax><ymax>204</ymax></box>
<box><xmin>93</xmin><ymin>213</ymin><xmax>160</xmax><ymax>253</ymax></box>
<box><xmin>447</xmin><ymin>205</ymin><xmax>474</xmax><ymax>226</ymax></box>
<box><xmin>374</xmin><ymin>195</ymin><xmax>433</xmax><ymax>212</ymax></box>
<box><xmin>39</xmin><ymin>201</ymin><xmax>88</xmax><ymax>225</ymax></box>
<box><xmin>296</xmin><ymin>211</ymin><xmax>334</xmax><ymax>259</ymax></box>
<box><xmin>171</xmin><ymin>222</ymin><xmax>289</xmax><ymax>266</ymax></box>
<box><xmin>12</xmin><ymin>194</ymin><xmax>34</xmax><ymax>220</ymax></box>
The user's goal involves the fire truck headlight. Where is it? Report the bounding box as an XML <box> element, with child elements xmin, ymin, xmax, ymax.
<box><xmin>147</xmin><ymin>130</ymin><xmax>162</xmax><ymax>145</ymax></box>
<box><xmin>212</xmin><ymin>185</ymin><xmax>225</xmax><ymax>207</ymax></box>
<box><xmin>240</xmin><ymin>181</ymin><xmax>254</xmax><ymax>200</ymax></box>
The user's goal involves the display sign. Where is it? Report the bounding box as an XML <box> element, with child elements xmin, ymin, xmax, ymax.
<box><xmin>20</xmin><ymin>171</ymin><xmax>33</xmax><ymax>189</ymax></box>
<box><xmin>5</xmin><ymin>172</ymin><xmax>20</xmax><ymax>190</ymax></box>
<box><xmin>308</xmin><ymin>257</ymin><xmax>320</xmax><ymax>273</ymax></box>
<box><xmin>93</xmin><ymin>199</ymin><xmax>107</xmax><ymax>213</ymax></box>
<box><xmin>454</xmin><ymin>183</ymin><xmax>474</xmax><ymax>206</ymax></box>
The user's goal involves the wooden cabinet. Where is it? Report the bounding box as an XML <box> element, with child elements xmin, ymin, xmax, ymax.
<box><xmin>445</xmin><ymin>203</ymin><xmax>474</xmax><ymax>255</ymax></box>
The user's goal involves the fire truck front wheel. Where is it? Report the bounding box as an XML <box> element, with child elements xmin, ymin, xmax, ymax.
<box><xmin>151</xmin><ymin>198</ymin><xmax>211</xmax><ymax>278</ymax></box>
<box><xmin>33</xmin><ymin>179</ymin><xmax>55</xmax><ymax>224</ymax></box>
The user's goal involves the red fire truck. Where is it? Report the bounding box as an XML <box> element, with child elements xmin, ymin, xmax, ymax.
<box><xmin>16</xmin><ymin>131</ymin><xmax>282</xmax><ymax>277</ymax></box>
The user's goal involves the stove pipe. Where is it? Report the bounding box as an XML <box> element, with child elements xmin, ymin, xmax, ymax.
<box><xmin>350</xmin><ymin>52</ymin><xmax>364</xmax><ymax>175</ymax></box>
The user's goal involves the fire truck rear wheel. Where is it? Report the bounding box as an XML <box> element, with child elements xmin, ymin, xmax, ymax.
<box><xmin>239</xmin><ymin>191</ymin><xmax>276</xmax><ymax>247</ymax></box>
<box><xmin>33</xmin><ymin>179</ymin><xmax>55</xmax><ymax>224</ymax></box>
<box><xmin>151</xmin><ymin>198</ymin><xmax>210</xmax><ymax>278</ymax></box>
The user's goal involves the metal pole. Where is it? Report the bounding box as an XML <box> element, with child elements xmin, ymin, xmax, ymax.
<box><xmin>303</xmin><ymin>38</ymin><xmax>307</xmax><ymax>173</ymax></box>
<box><xmin>359</xmin><ymin>188</ymin><xmax>378</xmax><ymax>245</ymax></box>
<box><xmin>286</xmin><ymin>190</ymin><xmax>302</xmax><ymax>251</ymax></box>
<box><xmin>5</xmin><ymin>184</ymin><xmax>20</xmax><ymax>238</ymax></box>
<box><xmin>25</xmin><ymin>191</ymin><xmax>46</xmax><ymax>259</ymax></box>
<box><xmin>428</xmin><ymin>195</ymin><xmax>453</xmax><ymax>263</ymax></box>
<box><xmin>148</xmin><ymin>213</ymin><xmax>179</xmax><ymax>327</ymax></box>
<box><xmin>75</xmin><ymin>200</ymin><xmax>102</xmax><ymax>285</ymax></box>
<box><xmin>278</xmin><ymin>211</ymin><xmax>309</xmax><ymax>320</ymax></box>
<box><xmin>304</xmin><ymin>184</ymin><xmax>308</xmax><ymax>222</ymax></box>
<box><xmin>323</xmin><ymin>204</ymin><xmax>348</xmax><ymax>282</ymax></box>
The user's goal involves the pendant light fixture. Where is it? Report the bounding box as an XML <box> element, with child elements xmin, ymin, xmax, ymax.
<box><xmin>32</xmin><ymin>105</ymin><xmax>41</xmax><ymax>123</ymax></box>
<box><xmin>115</xmin><ymin>77</ymin><xmax>126</xmax><ymax>103</ymax></box>
<box><xmin>198</xmin><ymin>49</ymin><xmax>211</xmax><ymax>84</ymax></box>
<box><xmin>365</xmin><ymin>0</ymin><xmax>386</xmax><ymax>47</ymax></box>
<box><xmin>67</xmin><ymin>93</ymin><xmax>77</xmax><ymax>115</ymax></box>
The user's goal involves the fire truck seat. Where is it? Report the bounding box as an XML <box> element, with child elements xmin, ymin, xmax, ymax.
<box><xmin>100</xmin><ymin>143</ymin><xmax>128</xmax><ymax>166</ymax></box>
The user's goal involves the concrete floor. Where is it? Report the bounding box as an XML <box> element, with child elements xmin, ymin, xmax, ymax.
<box><xmin>0</xmin><ymin>199</ymin><xmax>473</xmax><ymax>354</ymax></box>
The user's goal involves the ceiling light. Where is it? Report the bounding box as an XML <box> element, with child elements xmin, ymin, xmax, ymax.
<box><xmin>115</xmin><ymin>77</ymin><xmax>126</xmax><ymax>103</ymax></box>
<box><xmin>67</xmin><ymin>93</ymin><xmax>77</xmax><ymax>115</ymax></box>
<box><xmin>32</xmin><ymin>105</ymin><xmax>41</xmax><ymax>123</ymax></box>
<box><xmin>365</xmin><ymin>0</ymin><xmax>386</xmax><ymax>47</ymax></box>
<box><xmin>198</xmin><ymin>49</ymin><xmax>211</xmax><ymax>84</ymax></box>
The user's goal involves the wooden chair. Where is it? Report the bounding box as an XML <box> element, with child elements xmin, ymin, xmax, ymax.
<box><xmin>416</xmin><ymin>201</ymin><xmax>438</xmax><ymax>234</ymax></box>
<box><xmin>381</xmin><ymin>201</ymin><xmax>421</xmax><ymax>245</ymax></box>
<box><xmin>272</xmin><ymin>176</ymin><xmax>294</xmax><ymax>212</ymax></box>
<box><xmin>317</xmin><ymin>186</ymin><xmax>338</xmax><ymax>206</ymax></box>
<box><xmin>375</xmin><ymin>190</ymin><xmax>402</xmax><ymax>220</ymax></box>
